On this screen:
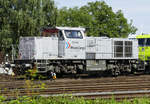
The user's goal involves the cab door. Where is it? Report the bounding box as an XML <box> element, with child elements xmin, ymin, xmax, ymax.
<box><xmin>63</xmin><ymin>30</ymin><xmax>86</xmax><ymax>59</ymax></box>
<box><xmin>58</xmin><ymin>31</ymin><xmax>65</xmax><ymax>57</ymax></box>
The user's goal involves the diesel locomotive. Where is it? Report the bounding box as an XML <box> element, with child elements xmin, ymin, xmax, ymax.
<box><xmin>11</xmin><ymin>27</ymin><xmax>143</xmax><ymax>76</ymax></box>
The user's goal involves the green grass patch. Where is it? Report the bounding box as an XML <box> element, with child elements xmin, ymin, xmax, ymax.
<box><xmin>0</xmin><ymin>96</ymin><xmax>150</xmax><ymax>104</ymax></box>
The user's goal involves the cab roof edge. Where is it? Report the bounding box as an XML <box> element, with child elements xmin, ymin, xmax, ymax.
<box><xmin>55</xmin><ymin>26</ymin><xmax>85</xmax><ymax>31</ymax></box>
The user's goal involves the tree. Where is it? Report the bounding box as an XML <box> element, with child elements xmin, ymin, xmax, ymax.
<box><xmin>57</xmin><ymin>1</ymin><xmax>137</xmax><ymax>37</ymax></box>
<box><xmin>0</xmin><ymin>0</ymin><xmax>57</xmax><ymax>54</ymax></box>
<box><xmin>0</xmin><ymin>0</ymin><xmax>13</xmax><ymax>52</ymax></box>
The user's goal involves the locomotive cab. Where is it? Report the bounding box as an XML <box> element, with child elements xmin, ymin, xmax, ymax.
<box><xmin>41</xmin><ymin>27</ymin><xmax>85</xmax><ymax>39</ymax></box>
<box><xmin>41</xmin><ymin>27</ymin><xmax>86</xmax><ymax>59</ymax></box>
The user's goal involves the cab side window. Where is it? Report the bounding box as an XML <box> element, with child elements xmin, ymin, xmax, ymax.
<box><xmin>58</xmin><ymin>31</ymin><xmax>64</xmax><ymax>40</ymax></box>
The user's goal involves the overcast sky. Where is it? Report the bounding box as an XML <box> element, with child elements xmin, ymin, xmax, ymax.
<box><xmin>54</xmin><ymin>0</ymin><xmax>150</xmax><ymax>35</ymax></box>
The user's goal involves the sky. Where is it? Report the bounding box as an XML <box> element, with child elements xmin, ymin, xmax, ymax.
<box><xmin>54</xmin><ymin>0</ymin><xmax>150</xmax><ymax>35</ymax></box>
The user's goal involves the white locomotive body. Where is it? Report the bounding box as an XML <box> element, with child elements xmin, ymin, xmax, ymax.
<box><xmin>13</xmin><ymin>27</ymin><xmax>139</xmax><ymax>76</ymax></box>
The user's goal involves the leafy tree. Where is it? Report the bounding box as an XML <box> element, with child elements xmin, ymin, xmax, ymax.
<box><xmin>0</xmin><ymin>0</ymin><xmax>12</xmax><ymax>52</ymax></box>
<box><xmin>0</xmin><ymin>0</ymin><xmax>57</xmax><ymax>54</ymax></box>
<box><xmin>57</xmin><ymin>1</ymin><xmax>137</xmax><ymax>37</ymax></box>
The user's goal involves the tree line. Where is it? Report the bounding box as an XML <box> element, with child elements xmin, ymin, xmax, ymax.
<box><xmin>0</xmin><ymin>0</ymin><xmax>137</xmax><ymax>54</ymax></box>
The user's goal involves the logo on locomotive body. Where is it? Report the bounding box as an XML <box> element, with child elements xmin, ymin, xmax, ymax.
<box><xmin>65</xmin><ymin>41</ymin><xmax>71</xmax><ymax>49</ymax></box>
<box><xmin>65</xmin><ymin>41</ymin><xmax>85</xmax><ymax>50</ymax></box>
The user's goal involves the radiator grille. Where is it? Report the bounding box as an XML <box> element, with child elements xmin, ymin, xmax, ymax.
<box><xmin>86</xmin><ymin>53</ymin><xmax>95</xmax><ymax>59</ymax></box>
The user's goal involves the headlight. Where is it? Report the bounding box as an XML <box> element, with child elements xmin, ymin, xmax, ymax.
<box><xmin>10</xmin><ymin>64</ymin><xmax>15</xmax><ymax>67</ymax></box>
<box><xmin>25</xmin><ymin>64</ymin><xmax>31</xmax><ymax>67</ymax></box>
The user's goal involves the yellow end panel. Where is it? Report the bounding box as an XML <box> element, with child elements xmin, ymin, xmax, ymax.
<box><xmin>136</xmin><ymin>34</ymin><xmax>150</xmax><ymax>61</ymax></box>
<box><xmin>138</xmin><ymin>46</ymin><xmax>150</xmax><ymax>61</ymax></box>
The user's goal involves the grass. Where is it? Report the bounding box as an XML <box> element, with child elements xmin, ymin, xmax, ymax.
<box><xmin>0</xmin><ymin>96</ymin><xmax>150</xmax><ymax>104</ymax></box>
<box><xmin>1</xmin><ymin>76</ymin><xmax>150</xmax><ymax>104</ymax></box>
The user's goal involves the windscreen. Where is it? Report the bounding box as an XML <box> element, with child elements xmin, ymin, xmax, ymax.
<box><xmin>138</xmin><ymin>39</ymin><xmax>145</xmax><ymax>46</ymax></box>
<box><xmin>146</xmin><ymin>38</ymin><xmax>150</xmax><ymax>46</ymax></box>
<box><xmin>64</xmin><ymin>30</ymin><xmax>83</xmax><ymax>39</ymax></box>
<box><xmin>137</xmin><ymin>38</ymin><xmax>150</xmax><ymax>46</ymax></box>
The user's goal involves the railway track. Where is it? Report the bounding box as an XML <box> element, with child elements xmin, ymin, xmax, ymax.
<box><xmin>1</xmin><ymin>75</ymin><xmax>150</xmax><ymax>100</ymax></box>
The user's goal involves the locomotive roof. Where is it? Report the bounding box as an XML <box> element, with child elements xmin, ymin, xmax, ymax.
<box><xmin>43</xmin><ymin>26</ymin><xmax>85</xmax><ymax>31</ymax></box>
<box><xmin>55</xmin><ymin>26</ymin><xmax>85</xmax><ymax>31</ymax></box>
<box><xmin>41</xmin><ymin>26</ymin><xmax>86</xmax><ymax>32</ymax></box>
<box><xmin>136</xmin><ymin>34</ymin><xmax>150</xmax><ymax>38</ymax></box>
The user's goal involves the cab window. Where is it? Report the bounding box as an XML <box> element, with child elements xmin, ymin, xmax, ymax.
<box><xmin>138</xmin><ymin>39</ymin><xmax>145</xmax><ymax>46</ymax></box>
<box><xmin>138</xmin><ymin>38</ymin><xmax>150</xmax><ymax>46</ymax></box>
<box><xmin>146</xmin><ymin>38</ymin><xmax>150</xmax><ymax>46</ymax></box>
<box><xmin>58</xmin><ymin>31</ymin><xmax>64</xmax><ymax>40</ymax></box>
<box><xmin>64</xmin><ymin>30</ymin><xmax>83</xmax><ymax>39</ymax></box>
